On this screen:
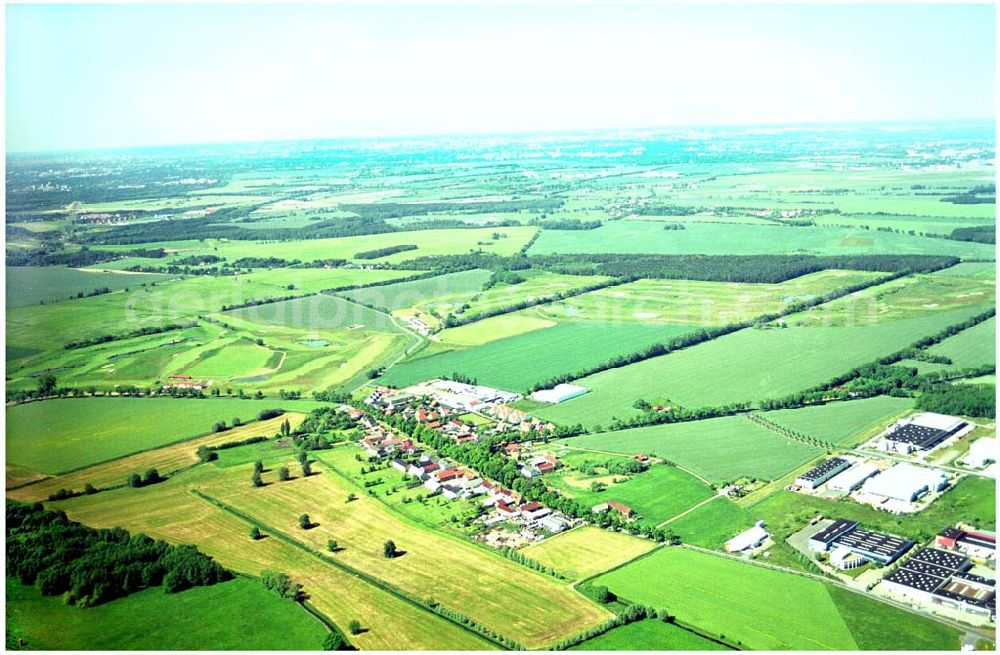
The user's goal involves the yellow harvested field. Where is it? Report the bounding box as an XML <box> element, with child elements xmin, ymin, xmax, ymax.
<box><xmin>196</xmin><ymin>458</ymin><xmax>611</xmax><ymax>648</ymax></box>
<box><xmin>521</xmin><ymin>526</ymin><xmax>659</xmax><ymax>580</ymax></box>
<box><xmin>7</xmin><ymin>414</ymin><xmax>305</xmax><ymax>503</ymax></box>
<box><xmin>43</xmin><ymin>469</ymin><xmax>494</xmax><ymax>651</ymax></box>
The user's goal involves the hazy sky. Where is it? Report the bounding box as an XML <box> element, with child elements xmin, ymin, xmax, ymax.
<box><xmin>6</xmin><ymin>3</ymin><xmax>996</xmax><ymax>152</ymax></box>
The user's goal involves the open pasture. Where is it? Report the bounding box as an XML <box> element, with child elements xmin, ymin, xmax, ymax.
<box><xmin>663</xmin><ymin>496</ymin><xmax>758</xmax><ymax>549</ymax></box>
<box><xmin>520</xmin><ymin>526</ymin><xmax>658</xmax><ymax>580</ymax></box>
<box><xmin>559</xmin><ymin>416</ymin><xmax>823</xmax><ymax>484</ymax></box>
<box><xmin>932</xmin><ymin>261</ymin><xmax>995</xmax><ymax>279</ymax></box>
<box><xmin>195</xmin><ymin>458</ymin><xmax>612</xmax><ymax>648</ymax></box>
<box><xmin>760</xmin><ymin>396</ymin><xmax>914</xmax><ymax>446</ymax></box>
<box><xmin>5</xmin><ymin>266</ymin><xmax>169</xmax><ymax>308</ymax></box>
<box><xmin>531</xmin><ymin>306</ymin><xmax>990</xmax><ymax>428</ymax></box>
<box><xmin>533</xmin><ymin>269</ymin><xmax>885</xmax><ymax>326</ymax></box>
<box><xmin>925</xmin><ymin>316</ymin><xmax>996</xmax><ymax>370</ymax></box>
<box><xmin>545</xmin><ymin>457</ymin><xmax>715</xmax><ymax>526</ymax></box>
<box><xmin>6</xmin><ymin>577</ymin><xmax>327</xmax><ymax>651</ymax></box>
<box><xmin>528</xmin><ymin>221</ymin><xmax>996</xmax><ymax>259</ymax></box>
<box><xmin>380</xmin><ymin>321</ymin><xmax>692</xmax><ymax>392</ymax></box>
<box><xmin>6</xmin><ymin>398</ymin><xmax>320</xmax><ymax>474</ymax></box>
<box><xmin>46</xmin><ymin>469</ymin><xmax>494</xmax><ymax>650</ymax></box>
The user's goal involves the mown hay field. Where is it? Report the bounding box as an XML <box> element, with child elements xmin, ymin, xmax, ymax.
<box><xmin>520</xmin><ymin>526</ymin><xmax>657</xmax><ymax>580</ymax></box>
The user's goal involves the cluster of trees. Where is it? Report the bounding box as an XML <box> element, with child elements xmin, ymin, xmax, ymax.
<box><xmin>661</xmin><ymin>222</ymin><xmax>686</xmax><ymax>230</ymax></box>
<box><xmin>746</xmin><ymin>413</ymin><xmax>835</xmax><ymax>450</ymax></box>
<box><xmin>531</xmin><ymin>218</ymin><xmax>601</xmax><ymax>230</ymax></box>
<box><xmin>127</xmin><ymin>468</ymin><xmax>164</xmax><ymax>488</ymax></box>
<box><xmin>917</xmin><ymin>384</ymin><xmax>995</xmax><ymax>419</ymax></box>
<box><xmin>341</xmin><ymin>199</ymin><xmax>563</xmax><ymax>220</ymax></box>
<box><xmin>949</xmin><ymin>225</ymin><xmax>995</xmax><ymax>244</ymax></box>
<box><xmin>941</xmin><ymin>186</ymin><xmax>995</xmax><ymax>205</ymax></box>
<box><xmin>6</xmin><ymin>500</ymin><xmax>232</xmax><ymax>607</ymax></box>
<box><xmin>482</xmin><ymin>270</ymin><xmax>526</xmax><ymax>290</ymax></box>
<box><xmin>259</xmin><ymin>570</ymin><xmax>304</xmax><ymax>601</ymax></box>
<box><xmin>423</xmin><ymin>597</ymin><xmax>523</xmax><ymax>650</ymax></box>
<box><xmin>64</xmin><ymin>322</ymin><xmax>194</xmax><ymax>350</ymax></box>
<box><xmin>354</xmin><ymin>244</ymin><xmax>417</xmax><ymax>260</ymax></box>
<box><xmin>605</xmin><ymin>402</ymin><xmax>749</xmax><ymax>432</ymax></box>
<box><xmin>218</xmin><ymin>293</ymin><xmax>306</xmax><ymax>312</ymax></box>
<box><xmin>630</xmin><ymin>204</ymin><xmax>701</xmax><ymax>216</ymax></box>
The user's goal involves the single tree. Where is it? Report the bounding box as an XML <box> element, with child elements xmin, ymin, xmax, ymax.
<box><xmin>142</xmin><ymin>468</ymin><xmax>162</xmax><ymax>485</ymax></box>
<box><xmin>348</xmin><ymin>620</ymin><xmax>362</xmax><ymax>636</ymax></box>
<box><xmin>278</xmin><ymin>466</ymin><xmax>290</xmax><ymax>482</ymax></box>
<box><xmin>127</xmin><ymin>473</ymin><xmax>142</xmax><ymax>488</ymax></box>
<box><xmin>322</xmin><ymin>631</ymin><xmax>349</xmax><ymax>651</ymax></box>
<box><xmin>252</xmin><ymin>469</ymin><xmax>263</xmax><ymax>488</ymax></box>
<box><xmin>37</xmin><ymin>374</ymin><xmax>57</xmax><ymax>397</ymax></box>
<box><xmin>253</xmin><ymin>460</ymin><xmax>264</xmax><ymax>474</ymax></box>
<box><xmin>212</xmin><ymin>420</ymin><xmax>227</xmax><ymax>433</ymax></box>
<box><xmin>327</xmin><ymin>539</ymin><xmax>339</xmax><ymax>552</ymax></box>
<box><xmin>346</xmin><ymin>493</ymin><xmax>357</xmax><ymax>503</ymax></box>
<box><xmin>232</xmin><ymin>416</ymin><xmax>242</xmax><ymax>427</ymax></box>
<box><xmin>84</xmin><ymin>483</ymin><xmax>98</xmax><ymax>495</ymax></box>
<box><xmin>383</xmin><ymin>540</ymin><xmax>397</xmax><ymax>559</ymax></box>
<box><xmin>250</xmin><ymin>526</ymin><xmax>262</xmax><ymax>540</ymax></box>
<box><xmin>299</xmin><ymin>514</ymin><xmax>311</xmax><ymax>530</ymax></box>
<box><xmin>302</xmin><ymin>461</ymin><xmax>313</xmax><ymax>477</ymax></box>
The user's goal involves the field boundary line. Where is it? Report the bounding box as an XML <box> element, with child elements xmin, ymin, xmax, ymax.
<box><xmin>188</xmin><ymin>488</ymin><xmax>515</xmax><ymax>650</ymax></box>
<box><xmin>655</xmin><ymin>493</ymin><xmax>723</xmax><ymax>528</ymax></box>
<box><xmin>572</xmin><ymin>542</ymin><xmax>665</xmax><ymax>589</ymax></box>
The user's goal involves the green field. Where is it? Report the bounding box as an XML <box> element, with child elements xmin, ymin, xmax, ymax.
<box><xmin>381</xmin><ymin>321</ymin><xmax>694</xmax><ymax>392</ymax></box>
<box><xmin>926</xmin><ymin>317</ymin><xmax>996</xmax><ymax>369</ymax></box>
<box><xmin>520</xmin><ymin>526</ymin><xmax>657</xmax><ymax>580</ymax></box>
<box><xmin>5</xmin><ymin>578</ymin><xmax>328</xmax><ymax>651</ymax></box>
<box><xmin>569</xmin><ymin>619</ymin><xmax>729</xmax><ymax>651</ymax></box>
<box><xmin>530</xmin><ymin>307</ymin><xmax>989</xmax><ymax>428</ymax></box>
<box><xmin>6</xmin><ymin>397</ymin><xmax>324</xmax><ymax>474</ymax></box>
<box><xmin>6</xmin><ymin>266</ymin><xmax>171</xmax><ymax>308</ymax></box>
<box><xmin>546</xmin><ymin>455</ymin><xmax>714</xmax><ymax>526</ymax></box>
<box><xmin>528</xmin><ymin>221</ymin><xmax>996</xmax><ymax>259</ymax></box>
<box><xmin>760</xmin><ymin>396</ymin><xmax>914</xmax><ymax>445</ymax></box>
<box><xmin>559</xmin><ymin>416</ymin><xmax>823</xmax><ymax>484</ymax></box>
<box><xmin>237</xmin><ymin>267</ymin><xmax>418</xmax><ymax>293</ymax></box>
<box><xmin>592</xmin><ymin>547</ymin><xmax>960</xmax><ymax>650</ymax></box>
<box><xmin>339</xmin><ymin>269</ymin><xmax>493</xmax><ymax>310</ymax></box>
<box><xmin>664</xmin><ymin>497</ymin><xmax>758</xmax><ymax>549</ymax></box>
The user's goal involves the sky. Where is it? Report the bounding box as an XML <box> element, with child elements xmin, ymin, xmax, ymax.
<box><xmin>6</xmin><ymin>3</ymin><xmax>996</xmax><ymax>152</ymax></box>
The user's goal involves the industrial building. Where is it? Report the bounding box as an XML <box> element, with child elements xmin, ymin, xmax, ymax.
<box><xmin>725</xmin><ymin>520</ymin><xmax>769</xmax><ymax>553</ymax></box>
<box><xmin>963</xmin><ymin>437</ymin><xmax>996</xmax><ymax>469</ymax></box>
<box><xmin>530</xmin><ymin>384</ymin><xmax>588</xmax><ymax>404</ymax></box>
<box><xmin>859</xmin><ymin>462</ymin><xmax>948</xmax><ymax>511</ymax></box>
<box><xmin>937</xmin><ymin>526</ymin><xmax>996</xmax><ymax>563</ymax></box>
<box><xmin>827</xmin><ymin>462</ymin><xmax>881</xmax><ymax>492</ymax></box>
<box><xmin>809</xmin><ymin>518</ymin><xmax>913</xmax><ymax>567</ymax></box>
<box><xmin>794</xmin><ymin>457</ymin><xmax>851</xmax><ymax>490</ymax></box>
<box><xmin>881</xmin><ymin>412</ymin><xmax>969</xmax><ymax>454</ymax></box>
<box><xmin>880</xmin><ymin>548</ymin><xmax>995</xmax><ymax>619</ymax></box>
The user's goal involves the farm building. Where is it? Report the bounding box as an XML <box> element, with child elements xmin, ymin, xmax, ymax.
<box><xmin>808</xmin><ymin>518</ymin><xmax>913</xmax><ymax>566</ymax></box>
<box><xmin>591</xmin><ymin>503</ymin><xmax>609</xmax><ymax>514</ymax></box>
<box><xmin>607</xmin><ymin>501</ymin><xmax>634</xmax><ymax>518</ymax></box>
<box><xmin>531</xmin><ymin>384</ymin><xmax>589</xmax><ymax>404</ymax></box>
<box><xmin>725</xmin><ymin>521</ymin><xmax>769</xmax><ymax>553</ymax></box>
<box><xmin>826</xmin><ymin>462</ymin><xmax>881</xmax><ymax>492</ymax></box>
<box><xmin>880</xmin><ymin>548</ymin><xmax>995</xmax><ymax>619</ymax></box>
<box><xmin>859</xmin><ymin>463</ymin><xmax>947</xmax><ymax>510</ymax></box>
<box><xmin>538</xmin><ymin>515</ymin><xmax>570</xmax><ymax>533</ymax></box>
<box><xmin>937</xmin><ymin>526</ymin><xmax>996</xmax><ymax>563</ymax></box>
<box><xmin>963</xmin><ymin>437</ymin><xmax>996</xmax><ymax>469</ymax></box>
<box><xmin>794</xmin><ymin>457</ymin><xmax>851</xmax><ymax>490</ymax></box>
<box><xmin>881</xmin><ymin>412</ymin><xmax>970</xmax><ymax>454</ymax></box>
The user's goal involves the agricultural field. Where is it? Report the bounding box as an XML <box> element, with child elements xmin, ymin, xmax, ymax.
<box><xmin>339</xmin><ymin>269</ymin><xmax>493</xmax><ymax>311</ymax></box>
<box><xmin>529</xmin><ymin>306</ymin><xmax>989</xmax><ymax>428</ymax></box>
<box><xmin>6</xmin><ymin>398</ymin><xmax>321</xmax><ymax>475</ymax></box>
<box><xmin>558</xmin><ymin>416</ymin><xmax>824</xmax><ymax>484</ymax></box>
<box><xmin>759</xmin><ymin>396</ymin><xmax>914</xmax><ymax>446</ymax></box>
<box><xmin>6</xmin><ymin>578</ymin><xmax>328</xmax><ymax>651</ymax></box>
<box><xmin>925</xmin><ymin>316</ymin><xmax>996</xmax><ymax>370</ymax></box>
<box><xmin>5</xmin><ymin>266</ymin><xmax>170</xmax><ymax>308</ymax></box>
<box><xmin>528</xmin><ymin>221</ymin><xmax>995</xmax><ymax>259</ymax></box>
<box><xmin>544</xmin><ymin>454</ymin><xmax>716</xmax><ymax>526</ymax></box>
<box><xmin>224</xmin><ymin>294</ymin><xmax>403</xmax><ymax>333</ymax></box>
<box><xmin>662</xmin><ymin>496</ymin><xmax>759</xmax><ymax>549</ymax></box>
<box><xmin>591</xmin><ymin>547</ymin><xmax>960</xmax><ymax>651</ymax></box>
<box><xmin>380</xmin><ymin>321</ymin><xmax>693</xmax><ymax>392</ymax></box>
<box><xmin>520</xmin><ymin>527</ymin><xmax>658</xmax><ymax>580</ymax></box>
